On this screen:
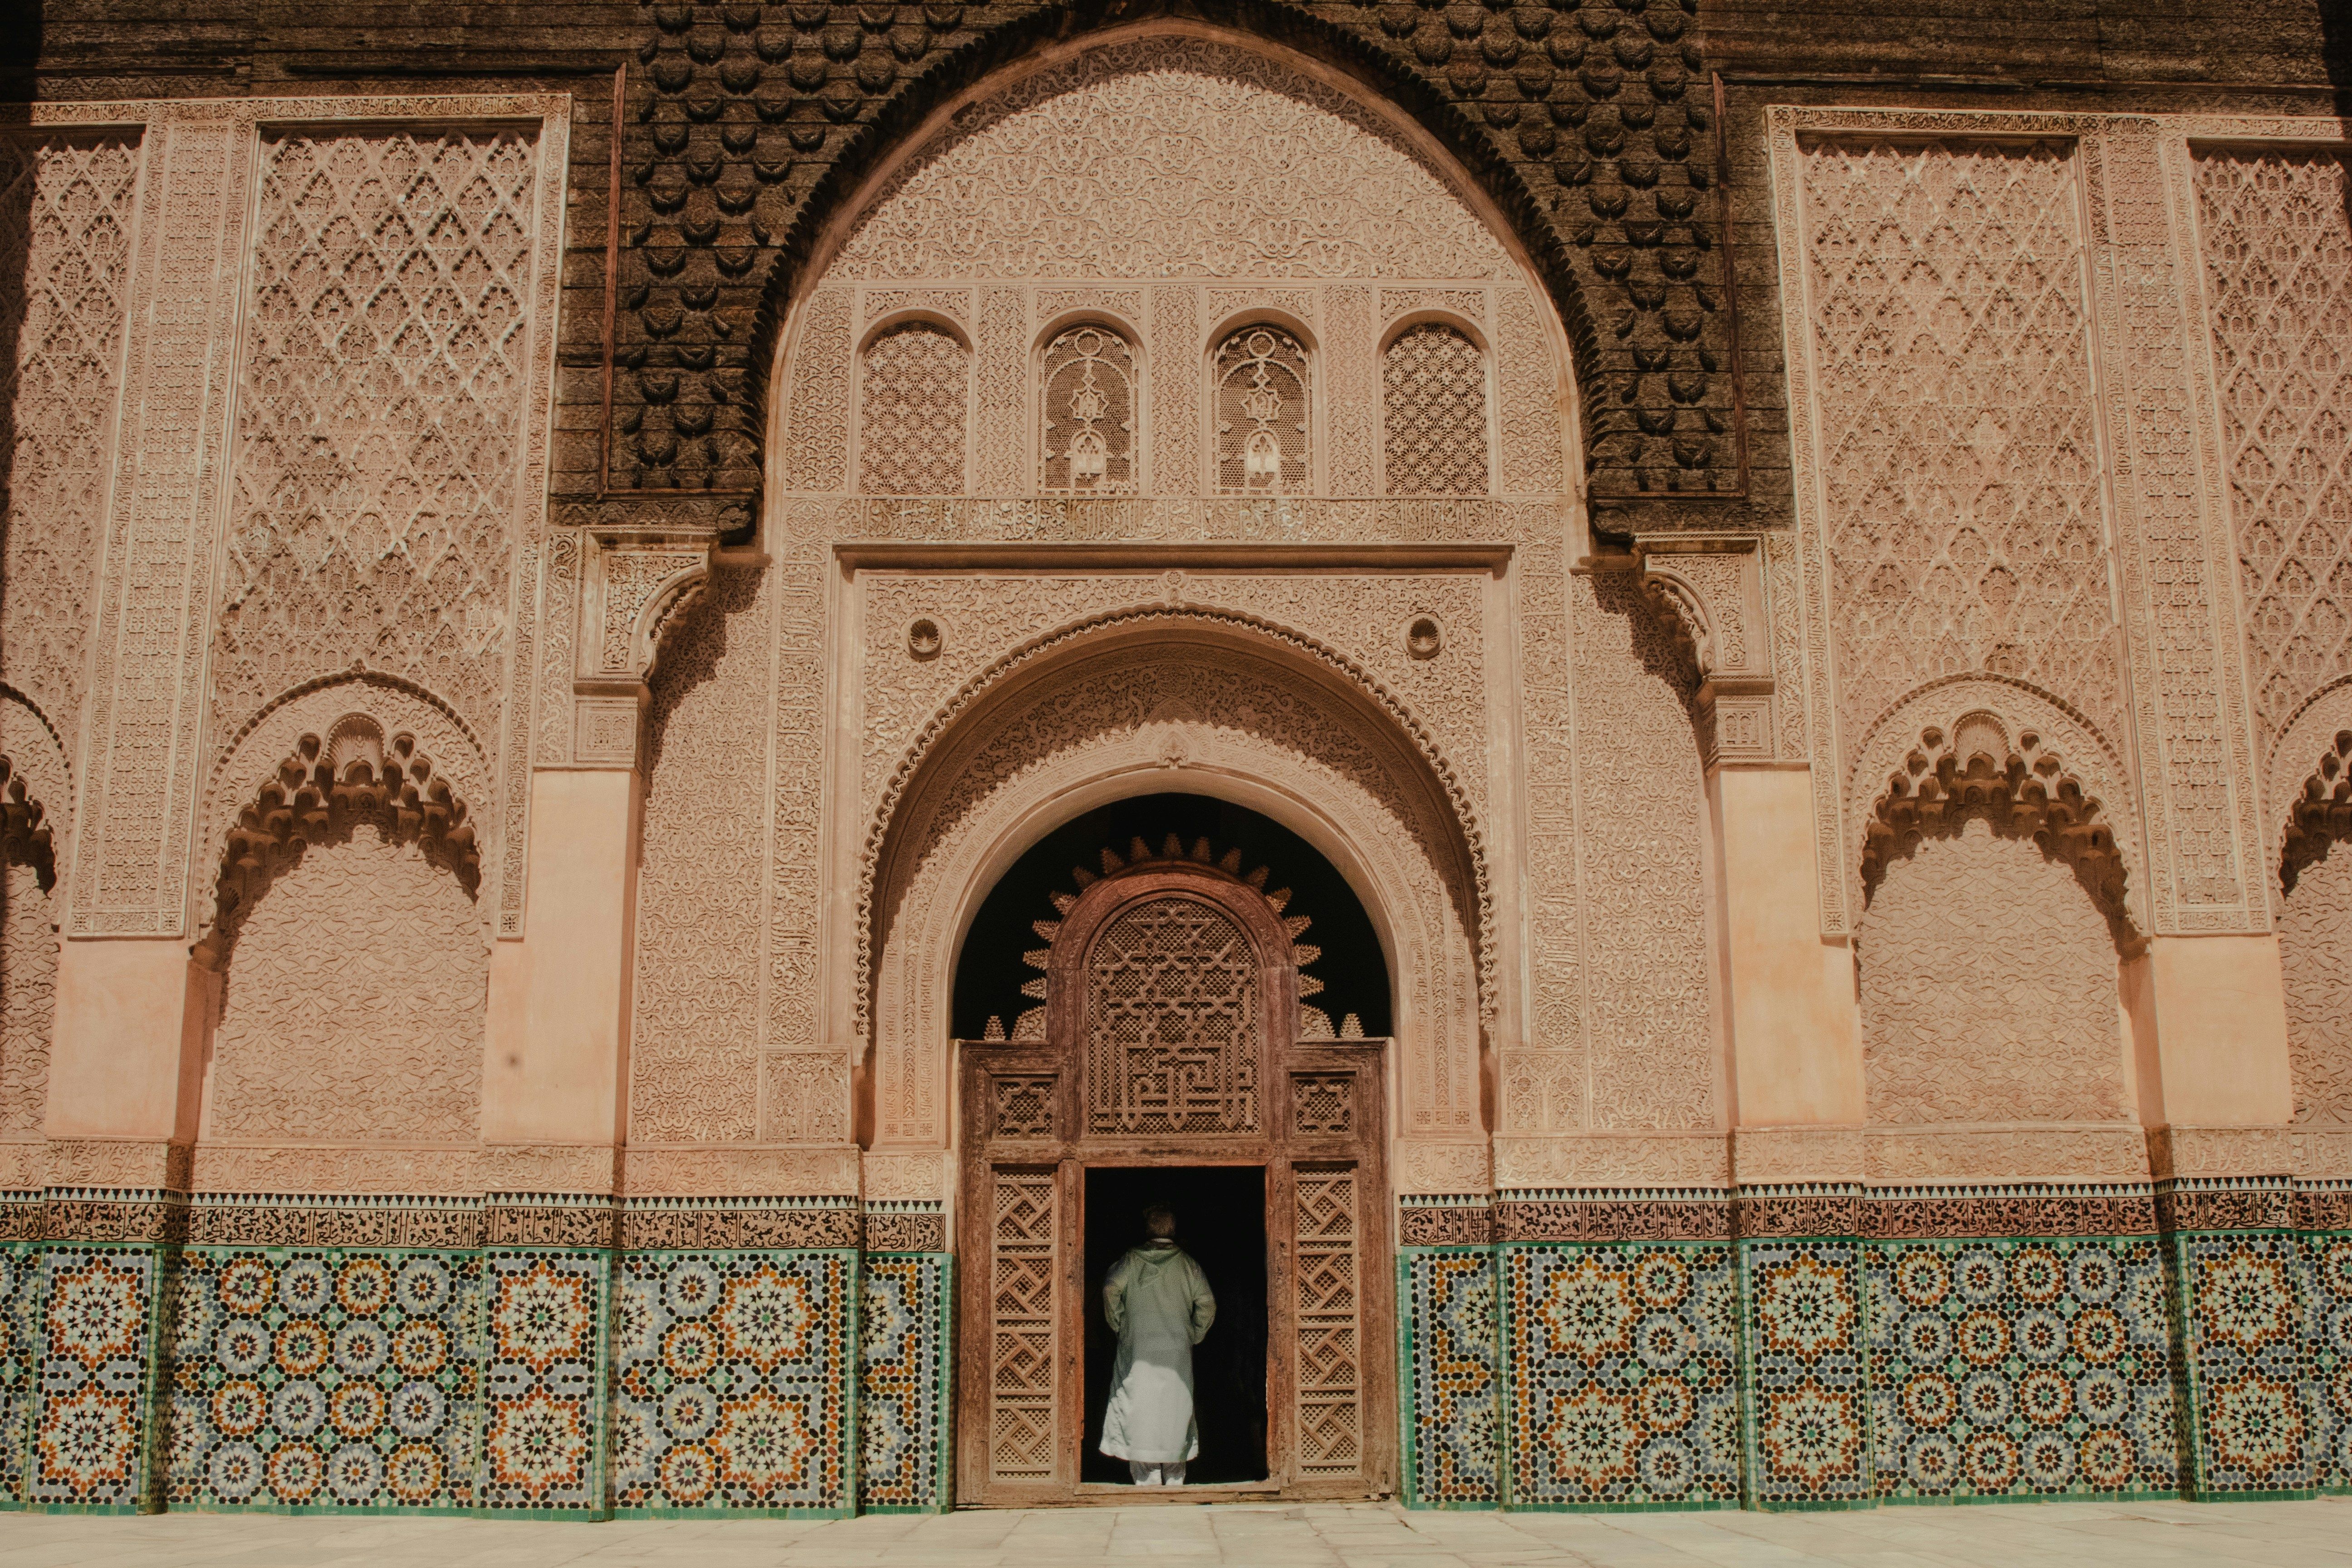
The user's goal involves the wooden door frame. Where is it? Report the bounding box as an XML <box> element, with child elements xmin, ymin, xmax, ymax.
<box><xmin>953</xmin><ymin>860</ymin><xmax>1396</xmax><ymax>1508</ymax></box>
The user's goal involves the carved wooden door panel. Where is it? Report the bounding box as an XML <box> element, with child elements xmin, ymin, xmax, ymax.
<box><xmin>956</xmin><ymin>847</ymin><xmax>1393</xmax><ymax>1504</ymax></box>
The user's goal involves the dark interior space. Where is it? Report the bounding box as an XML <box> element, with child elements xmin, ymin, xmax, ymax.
<box><xmin>954</xmin><ymin>791</ymin><xmax>1391</xmax><ymax>1041</ymax></box>
<box><xmin>1082</xmin><ymin>1164</ymin><xmax>1268</xmax><ymax>1487</ymax></box>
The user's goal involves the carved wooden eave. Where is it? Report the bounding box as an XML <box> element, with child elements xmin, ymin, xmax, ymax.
<box><xmin>574</xmin><ymin>529</ymin><xmax>719</xmax><ymax>767</ymax></box>
<box><xmin>1633</xmin><ymin>531</ymin><xmax>1773</xmax><ymax>767</ymax></box>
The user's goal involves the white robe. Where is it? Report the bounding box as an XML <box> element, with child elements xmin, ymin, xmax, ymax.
<box><xmin>1098</xmin><ymin>1241</ymin><xmax>1216</xmax><ymax>1463</ymax></box>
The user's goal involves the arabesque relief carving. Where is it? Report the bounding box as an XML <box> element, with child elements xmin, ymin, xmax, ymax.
<box><xmin>2277</xmin><ymin>727</ymin><xmax>2352</xmax><ymax>1132</ymax></box>
<box><xmin>0</xmin><ymin>748</ymin><xmax>59</xmax><ymax>1140</ymax></box>
<box><xmin>868</xmin><ymin>628</ymin><xmax>1483</xmax><ymax>1170</ymax></box>
<box><xmin>197</xmin><ymin>714</ymin><xmax>487</xmax><ymax>1184</ymax></box>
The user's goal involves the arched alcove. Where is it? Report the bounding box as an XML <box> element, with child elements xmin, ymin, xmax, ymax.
<box><xmin>953</xmin><ymin>791</ymin><xmax>1392</xmax><ymax>1042</ymax></box>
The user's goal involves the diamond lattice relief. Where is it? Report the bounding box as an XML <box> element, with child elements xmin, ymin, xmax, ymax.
<box><xmin>0</xmin><ymin>133</ymin><xmax>140</xmax><ymax>752</ymax></box>
<box><xmin>1383</xmin><ymin>323</ymin><xmax>1488</xmax><ymax>495</ymax></box>
<box><xmin>860</xmin><ymin>322</ymin><xmax>968</xmax><ymax>494</ymax></box>
<box><xmin>1801</xmin><ymin>139</ymin><xmax>2118</xmax><ymax>745</ymax></box>
<box><xmin>2194</xmin><ymin>150</ymin><xmax>2352</xmax><ymax>751</ymax></box>
<box><xmin>215</xmin><ymin>130</ymin><xmax>540</xmax><ymax>743</ymax></box>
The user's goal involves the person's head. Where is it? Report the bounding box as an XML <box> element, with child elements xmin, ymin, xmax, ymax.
<box><xmin>1143</xmin><ymin>1204</ymin><xmax>1176</xmax><ymax>1239</ymax></box>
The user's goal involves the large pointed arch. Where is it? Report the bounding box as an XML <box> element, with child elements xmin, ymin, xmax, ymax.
<box><xmin>861</xmin><ymin>609</ymin><xmax>1489</xmax><ymax>1165</ymax></box>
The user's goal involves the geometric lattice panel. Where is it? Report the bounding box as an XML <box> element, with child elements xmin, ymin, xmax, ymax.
<box><xmin>1799</xmin><ymin>138</ymin><xmax>2119</xmax><ymax>750</ymax></box>
<box><xmin>2176</xmin><ymin>1231</ymin><xmax>2316</xmax><ymax>1498</ymax></box>
<box><xmin>1401</xmin><ymin>1249</ymin><xmax>1499</xmax><ymax>1505</ymax></box>
<box><xmin>27</xmin><ymin>1245</ymin><xmax>163</xmax><ymax>1511</ymax></box>
<box><xmin>1740</xmin><ymin>1241</ymin><xmax>1870</xmax><ymax>1507</ymax></box>
<box><xmin>1383</xmin><ymin>323</ymin><xmax>1488</xmax><ymax>496</ymax></box>
<box><xmin>858</xmin><ymin>1253</ymin><xmax>950</xmax><ymax>1512</ymax></box>
<box><xmin>609</xmin><ymin>1251</ymin><xmax>852</xmax><ymax>1516</ymax></box>
<box><xmin>1505</xmin><ymin>1244</ymin><xmax>1742</xmax><ymax>1508</ymax></box>
<box><xmin>1864</xmin><ymin>1239</ymin><xmax>2178</xmax><ymax>1502</ymax></box>
<box><xmin>2192</xmin><ymin>149</ymin><xmax>2352</xmax><ymax>750</ymax></box>
<box><xmin>164</xmin><ymin>1249</ymin><xmax>483</xmax><ymax>1513</ymax></box>
<box><xmin>0</xmin><ymin>132</ymin><xmax>140</xmax><ymax>771</ymax></box>
<box><xmin>215</xmin><ymin>128</ymin><xmax>542</xmax><ymax>745</ymax></box>
<box><xmin>858</xmin><ymin>323</ymin><xmax>967</xmax><ymax>495</ymax></box>
<box><xmin>1294</xmin><ymin>1167</ymin><xmax>1362</xmax><ymax>1479</ymax></box>
<box><xmin>478</xmin><ymin>1251</ymin><xmax>606</xmax><ymax>1514</ymax></box>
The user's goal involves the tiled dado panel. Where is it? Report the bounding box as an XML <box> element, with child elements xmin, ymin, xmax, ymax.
<box><xmin>608</xmin><ymin>1250</ymin><xmax>854</xmax><ymax>1517</ymax></box>
<box><xmin>2</xmin><ymin>1243</ymin><xmax>35</xmax><ymax>1505</ymax></box>
<box><xmin>1400</xmin><ymin>1249</ymin><xmax>1500</xmax><ymax>1507</ymax></box>
<box><xmin>1864</xmin><ymin>1240</ymin><xmax>2179</xmax><ymax>1503</ymax></box>
<box><xmin>2309</xmin><ymin>1233</ymin><xmax>2352</xmax><ymax>1493</ymax></box>
<box><xmin>163</xmin><ymin>1249</ymin><xmax>484</xmax><ymax>1513</ymax></box>
<box><xmin>2174</xmin><ymin>1231</ymin><xmax>2319</xmax><ymax>1499</ymax></box>
<box><xmin>479</xmin><ymin>1251</ymin><xmax>609</xmax><ymax>1514</ymax></box>
<box><xmin>1740</xmin><ymin>1241</ymin><xmax>1872</xmax><ymax>1509</ymax></box>
<box><xmin>1500</xmin><ymin>1245</ymin><xmax>1742</xmax><ymax>1510</ymax></box>
<box><xmin>25</xmin><ymin>1245</ymin><xmax>169</xmax><ymax>1511</ymax></box>
<box><xmin>857</xmin><ymin>1253</ymin><xmax>950</xmax><ymax>1513</ymax></box>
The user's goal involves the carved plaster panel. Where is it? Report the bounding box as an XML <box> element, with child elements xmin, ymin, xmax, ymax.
<box><xmin>855</xmin><ymin>569</ymin><xmax>1492</xmax><ymax>826</ymax></box>
<box><xmin>21</xmin><ymin>94</ymin><xmax>568</xmax><ymax>944</ymax></box>
<box><xmin>829</xmin><ymin>39</ymin><xmax>1511</xmax><ymax>282</ymax></box>
<box><xmin>867</xmin><ymin>635</ymin><xmax>1483</xmax><ymax>1150</ymax></box>
<box><xmin>1769</xmin><ymin>108</ymin><xmax>2272</xmax><ymax>937</ymax></box>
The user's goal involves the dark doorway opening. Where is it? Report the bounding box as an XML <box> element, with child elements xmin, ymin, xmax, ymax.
<box><xmin>1082</xmin><ymin>1165</ymin><xmax>1268</xmax><ymax>1486</ymax></box>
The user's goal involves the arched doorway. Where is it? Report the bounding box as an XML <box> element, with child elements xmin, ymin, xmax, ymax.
<box><xmin>953</xmin><ymin>808</ymin><xmax>1394</xmax><ymax>1505</ymax></box>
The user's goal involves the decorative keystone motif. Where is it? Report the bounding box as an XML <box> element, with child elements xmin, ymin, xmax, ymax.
<box><xmin>1636</xmin><ymin>533</ymin><xmax>1771</xmax><ymax>764</ymax></box>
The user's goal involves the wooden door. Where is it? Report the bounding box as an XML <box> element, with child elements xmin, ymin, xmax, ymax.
<box><xmin>956</xmin><ymin>848</ymin><xmax>1394</xmax><ymax>1505</ymax></box>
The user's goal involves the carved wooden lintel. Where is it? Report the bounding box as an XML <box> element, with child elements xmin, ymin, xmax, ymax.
<box><xmin>1635</xmin><ymin>532</ymin><xmax>1774</xmax><ymax>767</ymax></box>
<box><xmin>574</xmin><ymin>530</ymin><xmax>715</xmax><ymax>768</ymax></box>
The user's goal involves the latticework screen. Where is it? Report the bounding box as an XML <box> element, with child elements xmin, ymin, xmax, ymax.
<box><xmin>859</xmin><ymin>321</ymin><xmax>968</xmax><ymax>493</ymax></box>
<box><xmin>1213</xmin><ymin>326</ymin><xmax>1310</xmax><ymax>495</ymax></box>
<box><xmin>989</xmin><ymin>1168</ymin><xmax>1059</xmax><ymax>1480</ymax></box>
<box><xmin>1039</xmin><ymin>323</ymin><xmax>1137</xmax><ymax>493</ymax></box>
<box><xmin>1292</xmin><ymin>1165</ymin><xmax>1361</xmax><ymax>1475</ymax></box>
<box><xmin>1382</xmin><ymin>323</ymin><xmax>1489</xmax><ymax>495</ymax></box>
<box><xmin>1084</xmin><ymin>895</ymin><xmax>1261</xmax><ymax>1135</ymax></box>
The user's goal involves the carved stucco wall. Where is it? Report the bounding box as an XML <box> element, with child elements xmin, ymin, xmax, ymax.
<box><xmin>866</xmin><ymin>627</ymin><xmax>1486</xmax><ymax>1169</ymax></box>
<box><xmin>1775</xmin><ymin>109</ymin><xmax>2277</xmax><ymax>944</ymax></box>
<box><xmin>1495</xmin><ymin>566</ymin><xmax>1716</xmax><ymax>1187</ymax></box>
<box><xmin>2281</xmin><ymin>839</ymin><xmax>2352</xmax><ymax>1128</ymax></box>
<box><xmin>776</xmin><ymin>39</ymin><xmax>1565</xmax><ymax>501</ymax></box>
<box><xmin>1858</xmin><ymin>818</ymin><xmax>2127</xmax><ymax>1127</ymax></box>
<box><xmin>203</xmin><ymin>816</ymin><xmax>487</xmax><ymax>1189</ymax></box>
<box><xmin>0</xmin><ymin>856</ymin><xmax>55</xmax><ymax>1139</ymax></box>
<box><xmin>212</xmin><ymin>127</ymin><xmax>545</xmax><ymax>768</ymax></box>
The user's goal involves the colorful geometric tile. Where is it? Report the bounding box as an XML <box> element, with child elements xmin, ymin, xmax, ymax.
<box><xmin>1</xmin><ymin>1242</ymin><xmax>37</xmax><ymax>1507</ymax></box>
<box><xmin>1740</xmin><ymin>1240</ymin><xmax>1870</xmax><ymax>1508</ymax></box>
<box><xmin>162</xmin><ymin>1248</ymin><xmax>482</xmax><ymax>1514</ymax></box>
<box><xmin>1864</xmin><ymin>1238</ymin><xmax>2178</xmax><ymax>1503</ymax></box>
<box><xmin>1503</xmin><ymin>1243</ymin><xmax>1741</xmax><ymax>1509</ymax></box>
<box><xmin>27</xmin><ymin>1245</ymin><xmax>163</xmax><ymax>1511</ymax></box>
<box><xmin>2176</xmin><ymin>1230</ymin><xmax>2313</xmax><ymax>1498</ymax></box>
<box><xmin>609</xmin><ymin>1250</ymin><xmax>853</xmax><ymax>1516</ymax></box>
<box><xmin>2308</xmin><ymin>1231</ymin><xmax>2352</xmax><ymax>1494</ymax></box>
<box><xmin>479</xmin><ymin>1250</ymin><xmax>608</xmax><ymax>1514</ymax></box>
<box><xmin>1401</xmin><ymin>1248</ymin><xmax>1499</xmax><ymax>1506</ymax></box>
<box><xmin>858</xmin><ymin>1252</ymin><xmax>950</xmax><ymax>1513</ymax></box>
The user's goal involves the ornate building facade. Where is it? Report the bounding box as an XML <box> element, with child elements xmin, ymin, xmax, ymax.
<box><xmin>0</xmin><ymin>0</ymin><xmax>2347</xmax><ymax>1519</ymax></box>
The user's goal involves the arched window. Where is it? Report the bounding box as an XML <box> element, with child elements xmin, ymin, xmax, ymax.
<box><xmin>859</xmin><ymin>321</ymin><xmax>969</xmax><ymax>494</ymax></box>
<box><xmin>1382</xmin><ymin>323</ymin><xmax>1489</xmax><ymax>495</ymax></box>
<box><xmin>1212</xmin><ymin>325</ymin><xmax>1310</xmax><ymax>495</ymax></box>
<box><xmin>1039</xmin><ymin>323</ymin><xmax>1138</xmax><ymax>494</ymax></box>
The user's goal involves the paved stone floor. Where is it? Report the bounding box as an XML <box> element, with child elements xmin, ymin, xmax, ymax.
<box><xmin>3</xmin><ymin>1499</ymin><xmax>2350</xmax><ymax>1568</ymax></box>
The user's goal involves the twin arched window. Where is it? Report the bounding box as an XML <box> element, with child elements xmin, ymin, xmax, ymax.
<box><xmin>852</xmin><ymin>314</ymin><xmax>1489</xmax><ymax>496</ymax></box>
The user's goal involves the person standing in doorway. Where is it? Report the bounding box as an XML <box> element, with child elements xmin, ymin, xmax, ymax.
<box><xmin>1099</xmin><ymin>1202</ymin><xmax>1216</xmax><ymax>1485</ymax></box>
